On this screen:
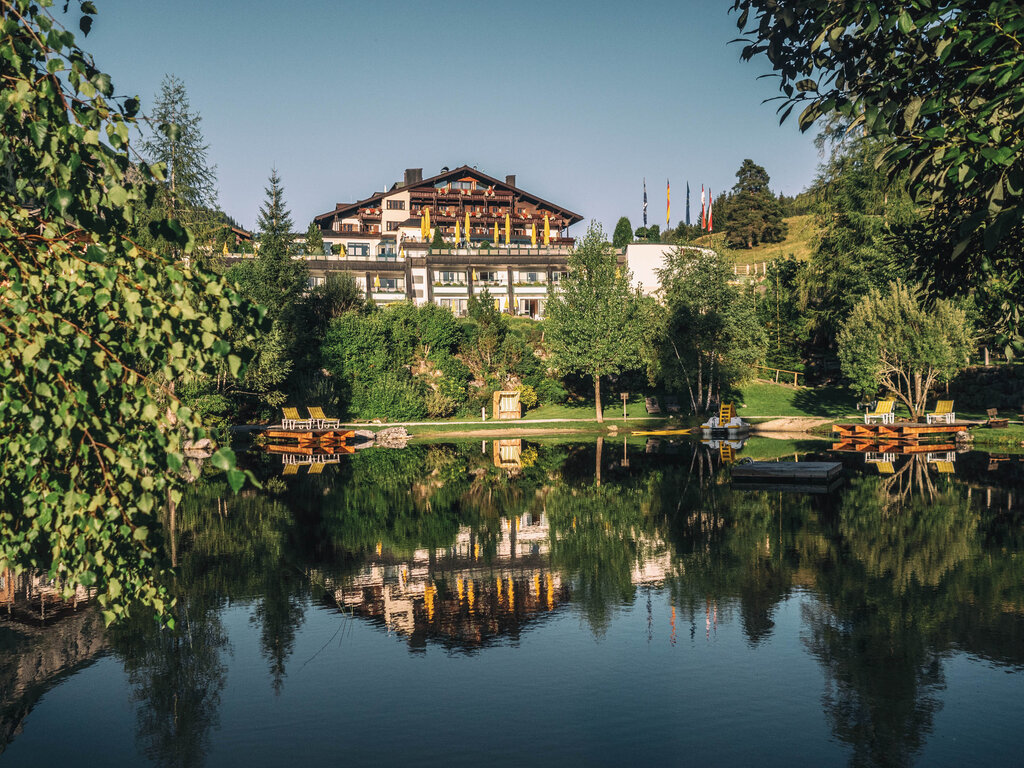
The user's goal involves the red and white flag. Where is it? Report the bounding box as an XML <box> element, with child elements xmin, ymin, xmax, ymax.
<box><xmin>707</xmin><ymin>189</ymin><xmax>713</xmax><ymax>232</ymax></box>
<box><xmin>700</xmin><ymin>185</ymin><xmax>706</xmax><ymax>230</ymax></box>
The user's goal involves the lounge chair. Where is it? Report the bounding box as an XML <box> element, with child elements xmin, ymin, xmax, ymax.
<box><xmin>282</xmin><ymin>463</ymin><xmax>299</xmax><ymax>476</ymax></box>
<box><xmin>644</xmin><ymin>397</ymin><xmax>662</xmax><ymax>415</ymax></box>
<box><xmin>864</xmin><ymin>398</ymin><xmax>896</xmax><ymax>424</ymax></box>
<box><xmin>308</xmin><ymin>461</ymin><xmax>325</xmax><ymax>474</ymax></box>
<box><xmin>926</xmin><ymin>400</ymin><xmax>955</xmax><ymax>424</ymax></box>
<box><xmin>308</xmin><ymin>406</ymin><xmax>340</xmax><ymax>429</ymax></box>
<box><xmin>282</xmin><ymin>407</ymin><xmax>313</xmax><ymax>430</ymax></box>
<box><xmin>664</xmin><ymin>395</ymin><xmax>681</xmax><ymax>414</ymax></box>
<box><xmin>986</xmin><ymin>408</ymin><xmax>1009</xmax><ymax>428</ymax></box>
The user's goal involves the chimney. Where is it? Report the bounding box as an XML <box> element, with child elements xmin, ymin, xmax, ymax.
<box><xmin>404</xmin><ymin>168</ymin><xmax>423</xmax><ymax>186</ymax></box>
<box><xmin>505</xmin><ymin>174</ymin><xmax>516</xmax><ymax>187</ymax></box>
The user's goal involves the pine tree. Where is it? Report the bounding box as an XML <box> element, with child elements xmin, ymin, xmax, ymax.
<box><xmin>257</xmin><ymin>167</ymin><xmax>295</xmax><ymax>257</ymax></box>
<box><xmin>142</xmin><ymin>74</ymin><xmax>219</xmax><ymax>253</ymax></box>
<box><xmin>723</xmin><ymin>159</ymin><xmax>787</xmax><ymax>248</ymax></box>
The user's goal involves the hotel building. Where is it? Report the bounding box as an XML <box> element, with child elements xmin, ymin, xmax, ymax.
<box><xmin>307</xmin><ymin>165</ymin><xmax>587</xmax><ymax>316</ymax></box>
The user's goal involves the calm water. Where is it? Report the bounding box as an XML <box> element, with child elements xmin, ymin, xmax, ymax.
<box><xmin>2</xmin><ymin>438</ymin><xmax>1023</xmax><ymax>767</ymax></box>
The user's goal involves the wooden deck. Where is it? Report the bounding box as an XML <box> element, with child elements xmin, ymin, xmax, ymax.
<box><xmin>832</xmin><ymin>422</ymin><xmax>969</xmax><ymax>443</ymax></box>
<box><xmin>832</xmin><ymin>440</ymin><xmax>957</xmax><ymax>454</ymax></box>
<box><xmin>732</xmin><ymin>461</ymin><xmax>843</xmax><ymax>482</ymax></box>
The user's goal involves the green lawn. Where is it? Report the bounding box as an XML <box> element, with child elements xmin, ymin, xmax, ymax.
<box><xmin>737</xmin><ymin>381</ymin><xmax>861</xmax><ymax>420</ymax></box>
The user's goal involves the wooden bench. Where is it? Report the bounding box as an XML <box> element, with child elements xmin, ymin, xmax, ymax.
<box><xmin>986</xmin><ymin>408</ymin><xmax>1009</xmax><ymax>428</ymax></box>
<box><xmin>644</xmin><ymin>397</ymin><xmax>661</xmax><ymax>415</ymax></box>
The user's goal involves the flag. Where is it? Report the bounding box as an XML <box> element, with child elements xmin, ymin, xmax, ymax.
<box><xmin>543</xmin><ymin>214</ymin><xmax>550</xmax><ymax>246</ymax></box>
<box><xmin>504</xmin><ymin>213</ymin><xmax>511</xmax><ymax>245</ymax></box>
<box><xmin>708</xmin><ymin>189</ymin><xmax>713</xmax><ymax>232</ymax></box>
<box><xmin>700</xmin><ymin>185</ymin><xmax>706</xmax><ymax>230</ymax></box>
<box><xmin>531</xmin><ymin>222</ymin><xmax>537</xmax><ymax>247</ymax></box>
<box><xmin>666</xmin><ymin>179</ymin><xmax>671</xmax><ymax>228</ymax></box>
<box><xmin>643</xmin><ymin>178</ymin><xmax>648</xmax><ymax>227</ymax></box>
<box><xmin>465</xmin><ymin>212</ymin><xmax>471</xmax><ymax>244</ymax></box>
<box><xmin>686</xmin><ymin>182</ymin><xmax>691</xmax><ymax>227</ymax></box>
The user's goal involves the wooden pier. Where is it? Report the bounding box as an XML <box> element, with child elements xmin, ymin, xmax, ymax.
<box><xmin>832</xmin><ymin>422</ymin><xmax>968</xmax><ymax>442</ymax></box>
<box><xmin>265</xmin><ymin>429</ymin><xmax>355</xmax><ymax>447</ymax></box>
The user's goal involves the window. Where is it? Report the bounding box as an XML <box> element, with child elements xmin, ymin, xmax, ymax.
<box><xmin>519</xmin><ymin>271</ymin><xmax>543</xmax><ymax>283</ymax></box>
<box><xmin>349</xmin><ymin>243</ymin><xmax>369</xmax><ymax>257</ymax></box>
<box><xmin>551</xmin><ymin>271</ymin><xmax>565</xmax><ymax>283</ymax></box>
<box><xmin>342</xmin><ymin>223</ymin><xmax>356</xmax><ymax>233</ymax></box>
<box><xmin>386</xmin><ymin>221</ymin><xmax>400</xmax><ymax>231</ymax></box>
<box><xmin>377</xmin><ymin>277</ymin><xmax>400</xmax><ymax>291</ymax></box>
<box><xmin>437</xmin><ymin>271</ymin><xmax>464</xmax><ymax>284</ymax></box>
<box><xmin>332</xmin><ymin>221</ymin><xmax>341</xmax><ymax>232</ymax></box>
<box><xmin>477</xmin><ymin>270</ymin><xmax>502</xmax><ymax>283</ymax></box>
<box><xmin>386</xmin><ymin>200</ymin><xmax>406</xmax><ymax>210</ymax></box>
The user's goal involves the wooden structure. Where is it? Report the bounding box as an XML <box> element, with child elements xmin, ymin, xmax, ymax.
<box><xmin>732</xmin><ymin>461</ymin><xmax>845</xmax><ymax>493</ymax></box>
<box><xmin>493</xmin><ymin>390</ymin><xmax>521</xmax><ymax>420</ymax></box>
<box><xmin>986</xmin><ymin>408</ymin><xmax>1009</xmax><ymax>428</ymax></box>
<box><xmin>493</xmin><ymin>439</ymin><xmax>523</xmax><ymax>468</ymax></box>
<box><xmin>644</xmin><ymin>397</ymin><xmax>661</xmax><ymax>415</ymax></box>
<box><xmin>265</xmin><ymin>428</ymin><xmax>355</xmax><ymax>456</ymax></box>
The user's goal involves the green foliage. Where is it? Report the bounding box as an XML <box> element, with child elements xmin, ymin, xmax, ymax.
<box><xmin>545</xmin><ymin>223</ymin><xmax>649</xmax><ymax>421</ymax></box>
<box><xmin>756</xmin><ymin>256</ymin><xmax>808</xmax><ymax>369</ymax></box>
<box><xmin>659</xmin><ymin>249</ymin><xmax>766</xmax><ymax>412</ymax></box>
<box><xmin>634</xmin><ymin>224</ymin><xmax>661</xmax><ymax>243</ymax></box>
<box><xmin>430</xmin><ymin>228</ymin><xmax>446</xmax><ymax>250</ymax></box>
<box><xmin>612</xmin><ymin>216</ymin><xmax>633</xmax><ymax>248</ymax></box>
<box><xmin>837</xmin><ymin>281</ymin><xmax>974</xmax><ymax>416</ymax></box>
<box><xmin>723</xmin><ymin>159</ymin><xmax>788</xmax><ymax>248</ymax></box>
<box><xmin>303</xmin><ymin>220</ymin><xmax>324</xmax><ymax>257</ymax></box>
<box><xmin>731</xmin><ymin>0</ymin><xmax>1024</xmax><ymax>329</ymax></box>
<box><xmin>0</xmin><ymin>0</ymin><xmax>257</xmax><ymax>623</ymax></box>
<box><xmin>516</xmin><ymin>383</ymin><xmax>539</xmax><ymax>410</ymax></box>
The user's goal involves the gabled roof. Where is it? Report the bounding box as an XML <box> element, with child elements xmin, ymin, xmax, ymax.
<box><xmin>315</xmin><ymin>165</ymin><xmax>583</xmax><ymax>225</ymax></box>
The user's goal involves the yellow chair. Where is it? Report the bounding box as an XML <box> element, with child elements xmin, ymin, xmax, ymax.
<box><xmin>864</xmin><ymin>399</ymin><xmax>896</xmax><ymax>424</ymax></box>
<box><xmin>308</xmin><ymin>461</ymin><xmax>325</xmax><ymax>474</ymax></box>
<box><xmin>282</xmin><ymin>463</ymin><xmax>299</xmax><ymax>476</ymax></box>
<box><xmin>282</xmin><ymin>407</ymin><xmax>313</xmax><ymax>430</ymax></box>
<box><xmin>307</xmin><ymin>406</ymin><xmax>340</xmax><ymax>429</ymax></box>
<box><xmin>876</xmin><ymin>461</ymin><xmax>895</xmax><ymax>474</ymax></box>
<box><xmin>926</xmin><ymin>400</ymin><xmax>955</xmax><ymax>424</ymax></box>
<box><xmin>934</xmin><ymin>461</ymin><xmax>955</xmax><ymax>474</ymax></box>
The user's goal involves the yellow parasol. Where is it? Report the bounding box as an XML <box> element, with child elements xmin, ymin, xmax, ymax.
<box><xmin>455</xmin><ymin>218</ymin><xmax>461</xmax><ymax>243</ymax></box>
<box><xmin>493</xmin><ymin>222</ymin><xmax>499</xmax><ymax>246</ymax></box>
<box><xmin>504</xmin><ymin>213</ymin><xmax>511</xmax><ymax>246</ymax></box>
<box><xmin>374</xmin><ymin>274</ymin><xmax>380</xmax><ymax>289</ymax></box>
<box><xmin>531</xmin><ymin>223</ymin><xmax>537</xmax><ymax>247</ymax></box>
<box><xmin>222</xmin><ymin>241</ymin><xmax>229</xmax><ymax>256</ymax></box>
<box><xmin>465</xmin><ymin>212</ymin><xmax>471</xmax><ymax>244</ymax></box>
<box><xmin>422</xmin><ymin>207</ymin><xmax>430</xmax><ymax>239</ymax></box>
<box><xmin>543</xmin><ymin>215</ymin><xmax>550</xmax><ymax>246</ymax></box>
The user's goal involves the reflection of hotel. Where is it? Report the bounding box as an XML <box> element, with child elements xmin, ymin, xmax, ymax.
<box><xmin>305</xmin><ymin>166</ymin><xmax>587</xmax><ymax>317</ymax></box>
<box><xmin>314</xmin><ymin>511</ymin><xmax>673</xmax><ymax>649</ymax></box>
<box><xmin>0</xmin><ymin>569</ymin><xmax>95</xmax><ymax>622</ymax></box>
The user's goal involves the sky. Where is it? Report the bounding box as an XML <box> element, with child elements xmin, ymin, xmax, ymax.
<box><xmin>77</xmin><ymin>0</ymin><xmax>822</xmax><ymax>234</ymax></box>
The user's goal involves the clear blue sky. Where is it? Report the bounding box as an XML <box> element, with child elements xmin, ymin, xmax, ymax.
<box><xmin>79</xmin><ymin>0</ymin><xmax>821</xmax><ymax>234</ymax></box>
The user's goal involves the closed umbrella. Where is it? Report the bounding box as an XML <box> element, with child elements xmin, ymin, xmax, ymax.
<box><xmin>504</xmin><ymin>213</ymin><xmax>511</xmax><ymax>246</ymax></box>
<box><xmin>531</xmin><ymin>223</ymin><xmax>537</xmax><ymax>247</ymax></box>
<box><xmin>544</xmin><ymin>215</ymin><xmax>550</xmax><ymax>246</ymax></box>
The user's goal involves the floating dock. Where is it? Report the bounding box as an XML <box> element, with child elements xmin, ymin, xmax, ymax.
<box><xmin>731</xmin><ymin>461</ymin><xmax>844</xmax><ymax>482</ymax></box>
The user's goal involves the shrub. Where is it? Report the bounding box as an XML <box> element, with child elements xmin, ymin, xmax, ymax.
<box><xmin>516</xmin><ymin>383</ymin><xmax>539</xmax><ymax>410</ymax></box>
<box><xmin>535</xmin><ymin>377</ymin><xmax>569</xmax><ymax>405</ymax></box>
<box><xmin>425</xmin><ymin>389</ymin><xmax>458</xmax><ymax>418</ymax></box>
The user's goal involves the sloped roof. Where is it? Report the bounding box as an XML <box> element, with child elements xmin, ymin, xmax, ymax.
<box><xmin>315</xmin><ymin>165</ymin><xmax>583</xmax><ymax>225</ymax></box>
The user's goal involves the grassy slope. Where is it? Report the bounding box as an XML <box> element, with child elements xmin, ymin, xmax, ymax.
<box><xmin>691</xmin><ymin>214</ymin><xmax>818</xmax><ymax>264</ymax></box>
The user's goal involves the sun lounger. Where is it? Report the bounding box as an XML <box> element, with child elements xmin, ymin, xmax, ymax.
<box><xmin>282</xmin><ymin>407</ymin><xmax>313</xmax><ymax>430</ymax></box>
<box><xmin>307</xmin><ymin>406</ymin><xmax>340</xmax><ymax>429</ymax></box>
<box><xmin>926</xmin><ymin>400</ymin><xmax>955</xmax><ymax>424</ymax></box>
<box><xmin>644</xmin><ymin>397</ymin><xmax>661</xmax><ymax>415</ymax></box>
<box><xmin>864</xmin><ymin>398</ymin><xmax>895</xmax><ymax>424</ymax></box>
<box><xmin>664</xmin><ymin>395</ymin><xmax>681</xmax><ymax>413</ymax></box>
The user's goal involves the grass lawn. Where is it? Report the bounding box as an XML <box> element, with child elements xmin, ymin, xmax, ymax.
<box><xmin>692</xmin><ymin>214</ymin><xmax>819</xmax><ymax>264</ymax></box>
<box><xmin>737</xmin><ymin>381</ymin><xmax>862</xmax><ymax>420</ymax></box>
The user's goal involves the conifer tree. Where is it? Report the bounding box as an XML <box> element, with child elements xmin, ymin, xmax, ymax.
<box><xmin>257</xmin><ymin>168</ymin><xmax>295</xmax><ymax>257</ymax></box>
<box><xmin>723</xmin><ymin>159</ymin><xmax>787</xmax><ymax>248</ymax></box>
<box><xmin>142</xmin><ymin>74</ymin><xmax>219</xmax><ymax>253</ymax></box>
<box><xmin>612</xmin><ymin>217</ymin><xmax>633</xmax><ymax>248</ymax></box>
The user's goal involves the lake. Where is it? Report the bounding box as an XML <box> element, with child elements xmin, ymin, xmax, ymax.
<box><xmin>1</xmin><ymin>438</ymin><xmax>1022</xmax><ymax>767</ymax></box>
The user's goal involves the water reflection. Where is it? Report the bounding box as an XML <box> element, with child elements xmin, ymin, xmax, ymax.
<box><xmin>1</xmin><ymin>440</ymin><xmax>1023</xmax><ymax>767</ymax></box>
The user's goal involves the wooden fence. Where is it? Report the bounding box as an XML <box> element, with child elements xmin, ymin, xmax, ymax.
<box><xmin>755</xmin><ymin>364</ymin><xmax>803</xmax><ymax>386</ymax></box>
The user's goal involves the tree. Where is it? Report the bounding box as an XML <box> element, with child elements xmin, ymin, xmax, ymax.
<box><xmin>545</xmin><ymin>223</ymin><xmax>648</xmax><ymax>422</ymax></box>
<box><xmin>837</xmin><ymin>282</ymin><xmax>973</xmax><ymax>417</ymax></box>
<box><xmin>723</xmin><ymin>159</ymin><xmax>787</xmax><ymax>248</ymax></box>
<box><xmin>659</xmin><ymin>249</ymin><xmax>766</xmax><ymax>413</ymax></box>
<box><xmin>730</xmin><ymin>1</ymin><xmax>1024</xmax><ymax>340</ymax></box>
<box><xmin>257</xmin><ymin>167</ymin><xmax>295</xmax><ymax>256</ymax></box>
<box><xmin>303</xmin><ymin>221</ymin><xmax>324</xmax><ymax>257</ymax></box>
<box><xmin>430</xmin><ymin>228</ymin><xmax>446</xmax><ymax>250</ymax></box>
<box><xmin>612</xmin><ymin>216</ymin><xmax>633</xmax><ymax>248</ymax></box>
<box><xmin>141</xmin><ymin>74</ymin><xmax>219</xmax><ymax>255</ymax></box>
<box><xmin>0</xmin><ymin>0</ymin><xmax>256</xmax><ymax>624</ymax></box>
<box><xmin>756</xmin><ymin>256</ymin><xmax>808</xmax><ymax>370</ymax></box>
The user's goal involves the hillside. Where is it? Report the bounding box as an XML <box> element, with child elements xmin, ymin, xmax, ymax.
<box><xmin>691</xmin><ymin>214</ymin><xmax>819</xmax><ymax>265</ymax></box>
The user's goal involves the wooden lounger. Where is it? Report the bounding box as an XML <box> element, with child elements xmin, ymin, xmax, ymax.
<box><xmin>644</xmin><ymin>397</ymin><xmax>661</xmax><ymax>415</ymax></box>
